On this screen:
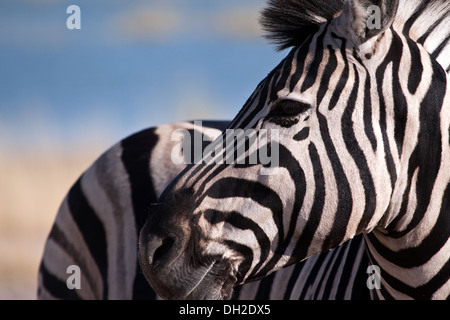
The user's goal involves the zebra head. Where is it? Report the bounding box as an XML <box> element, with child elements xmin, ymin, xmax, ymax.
<box><xmin>139</xmin><ymin>0</ymin><xmax>450</xmax><ymax>300</ymax></box>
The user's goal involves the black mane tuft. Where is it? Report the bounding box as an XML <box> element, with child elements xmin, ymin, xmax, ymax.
<box><xmin>260</xmin><ymin>0</ymin><xmax>345</xmax><ymax>50</ymax></box>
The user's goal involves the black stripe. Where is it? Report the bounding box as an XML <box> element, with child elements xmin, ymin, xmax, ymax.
<box><xmin>289</xmin><ymin>37</ymin><xmax>313</xmax><ymax>92</ymax></box>
<box><xmin>237</xmin><ymin>77</ymin><xmax>271</xmax><ymax>130</ymax></box>
<box><xmin>47</xmin><ymin>222</ymin><xmax>99</xmax><ymax>297</ymax></box>
<box><xmin>283</xmin><ymin>259</ymin><xmax>307</xmax><ymax>299</ymax></box>
<box><xmin>293</xmin><ymin>127</ymin><xmax>310</xmax><ymax>141</ymax></box>
<box><xmin>378</xmin><ymin>282</ymin><xmax>394</xmax><ymax>300</ymax></box>
<box><xmin>312</xmin><ymin>246</ymin><xmax>340</xmax><ymax>299</ymax></box>
<box><xmin>301</xmin><ymin>23</ymin><xmax>328</xmax><ymax>92</ymax></box>
<box><xmin>340</xmin><ymin>68</ymin><xmax>377</xmax><ymax>235</ymax></box>
<box><xmin>416</xmin><ymin>9</ymin><xmax>450</xmax><ymax>45</ymax></box>
<box><xmin>268</xmin><ymin>69</ymin><xmax>282</xmax><ymax>104</ymax></box>
<box><xmin>254</xmin><ymin>272</ymin><xmax>277</xmax><ymax>300</ymax></box>
<box><xmin>194</xmin><ymin>163</ymin><xmax>228</xmax><ymax>201</ymax></box>
<box><xmin>201</xmin><ymin>174</ymin><xmax>285</xmax><ymax>279</ymax></box>
<box><xmin>205</xmin><ymin>177</ymin><xmax>284</xmax><ymax>245</ymax></box>
<box><xmin>319</xmin><ymin>242</ymin><xmax>348</xmax><ymax>300</ymax></box>
<box><xmin>230</xmin><ymin>56</ymin><xmax>285</xmax><ymax>129</ymax></box>
<box><xmin>120</xmin><ymin>128</ymin><xmax>159</xmax><ymax>299</ymax></box>
<box><xmin>368</xmin><ymin>181</ymin><xmax>449</xmax><ymax>271</ymax></box>
<box><xmin>202</xmin><ymin>145</ymin><xmax>306</xmax><ymax>279</ymax></box>
<box><xmin>39</xmin><ymin>261</ymin><xmax>81</xmax><ymax>300</ymax></box>
<box><xmin>232</xmin><ymin>57</ymin><xmax>287</xmax><ymax>130</ymax></box>
<box><xmin>375</xmin><ymin>31</ymin><xmax>402</xmax><ymax>190</ymax></box>
<box><xmin>318</xmin><ymin>109</ymin><xmax>353</xmax><ymax>251</ymax></box>
<box><xmin>68</xmin><ymin>178</ymin><xmax>108</xmax><ymax>299</ymax></box>
<box><xmin>406</xmin><ymin>37</ymin><xmax>423</xmax><ymax>94</ymax></box>
<box><xmin>289</xmin><ymin>143</ymin><xmax>325</xmax><ymax>261</ymax></box>
<box><xmin>431</xmin><ymin>33</ymin><xmax>450</xmax><ymax>60</ymax></box>
<box><xmin>228</xmin><ymin>82</ymin><xmax>264</xmax><ymax>130</ymax></box>
<box><xmin>337</xmin><ymin>235</ymin><xmax>370</xmax><ymax>300</ymax></box>
<box><xmin>388</xmin><ymin>59</ymin><xmax>446</xmax><ymax>237</ymax></box>
<box><xmin>358</xmin><ymin>58</ymin><xmax>378</xmax><ymax>151</ymax></box>
<box><xmin>368</xmin><ymin>249</ymin><xmax>450</xmax><ymax>299</ymax></box>
<box><xmin>184</xmin><ymin>129</ymin><xmax>216</xmax><ymax>163</ymax></box>
<box><xmin>183</xmin><ymin>121</ymin><xmax>238</xmax><ymax>184</ymax></box>
<box><xmin>389</xmin><ymin>36</ymin><xmax>409</xmax><ymax>157</ymax></box>
<box><xmin>349</xmin><ymin>249</ymin><xmax>371</xmax><ymax>300</ymax></box>
<box><xmin>203</xmin><ymin>209</ymin><xmax>271</xmax><ymax>280</ymax></box>
<box><xmin>385</xmin><ymin>168</ymin><xmax>414</xmax><ymax>232</ymax></box>
<box><xmin>183</xmin><ymin>145</ymin><xmax>222</xmax><ymax>186</ymax></box>
<box><xmin>402</xmin><ymin>1</ymin><xmax>429</xmax><ymax>37</ymax></box>
<box><xmin>271</xmin><ymin>50</ymin><xmax>295</xmax><ymax>102</ymax></box>
<box><xmin>298</xmin><ymin>253</ymin><xmax>328</xmax><ymax>300</ymax></box>
<box><xmin>189</xmin><ymin>126</ymin><xmax>260</xmax><ymax>191</ymax></box>
<box><xmin>367</xmin><ymin>200</ymin><xmax>449</xmax><ymax>268</ymax></box>
<box><xmin>329</xmin><ymin>33</ymin><xmax>349</xmax><ymax>111</ymax></box>
<box><xmin>183</xmin><ymin>161</ymin><xmax>207</xmax><ymax>186</ymax></box>
<box><xmin>316</xmin><ymin>45</ymin><xmax>337</xmax><ymax>106</ymax></box>
<box><xmin>259</xmin><ymin>144</ymin><xmax>307</xmax><ymax>275</ymax></box>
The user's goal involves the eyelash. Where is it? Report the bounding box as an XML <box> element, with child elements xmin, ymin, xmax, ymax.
<box><xmin>266</xmin><ymin>100</ymin><xmax>310</xmax><ymax>127</ymax></box>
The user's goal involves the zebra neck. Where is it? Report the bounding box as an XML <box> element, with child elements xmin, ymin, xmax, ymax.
<box><xmin>361</xmin><ymin>58</ymin><xmax>450</xmax><ymax>299</ymax></box>
<box><xmin>395</xmin><ymin>0</ymin><xmax>450</xmax><ymax>72</ymax></box>
<box><xmin>363</xmin><ymin>213</ymin><xmax>449</xmax><ymax>300</ymax></box>
<box><xmin>364</xmin><ymin>89</ymin><xmax>450</xmax><ymax>299</ymax></box>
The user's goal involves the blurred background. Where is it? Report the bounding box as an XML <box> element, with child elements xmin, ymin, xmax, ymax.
<box><xmin>0</xmin><ymin>0</ymin><xmax>285</xmax><ymax>299</ymax></box>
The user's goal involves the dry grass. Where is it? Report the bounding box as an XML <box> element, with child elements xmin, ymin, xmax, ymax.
<box><xmin>0</xmin><ymin>146</ymin><xmax>102</xmax><ymax>299</ymax></box>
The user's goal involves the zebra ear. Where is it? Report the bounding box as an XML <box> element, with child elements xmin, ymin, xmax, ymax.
<box><xmin>341</xmin><ymin>0</ymin><xmax>399</xmax><ymax>44</ymax></box>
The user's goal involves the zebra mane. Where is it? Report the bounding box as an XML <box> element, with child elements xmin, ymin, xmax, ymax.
<box><xmin>261</xmin><ymin>0</ymin><xmax>450</xmax><ymax>60</ymax></box>
<box><xmin>260</xmin><ymin>0</ymin><xmax>345</xmax><ymax>50</ymax></box>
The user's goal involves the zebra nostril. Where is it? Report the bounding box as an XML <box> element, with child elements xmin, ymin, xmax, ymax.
<box><xmin>151</xmin><ymin>236</ymin><xmax>176</xmax><ymax>267</ymax></box>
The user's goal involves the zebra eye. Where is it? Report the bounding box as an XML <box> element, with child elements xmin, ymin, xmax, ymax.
<box><xmin>266</xmin><ymin>99</ymin><xmax>310</xmax><ymax>127</ymax></box>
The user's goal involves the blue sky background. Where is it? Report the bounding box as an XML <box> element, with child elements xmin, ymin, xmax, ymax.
<box><xmin>0</xmin><ymin>0</ymin><xmax>287</xmax><ymax>153</ymax></box>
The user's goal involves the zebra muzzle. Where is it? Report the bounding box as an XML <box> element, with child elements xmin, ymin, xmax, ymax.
<box><xmin>138</xmin><ymin>209</ymin><xmax>237</xmax><ymax>300</ymax></box>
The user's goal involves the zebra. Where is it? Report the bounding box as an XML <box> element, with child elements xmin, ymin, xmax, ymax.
<box><xmin>39</xmin><ymin>0</ymin><xmax>449</xmax><ymax>300</ymax></box>
<box><xmin>38</xmin><ymin>120</ymin><xmax>371</xmax><ymax>300</ymax></box>
<box><xmin>138</xmin><ymin>0</ymin><xmax>450</xmax><ymax>300</ymax></box>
